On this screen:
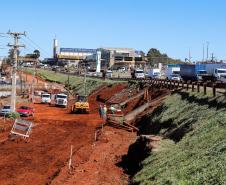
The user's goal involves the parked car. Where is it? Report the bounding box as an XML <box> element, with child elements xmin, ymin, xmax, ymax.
<box><xmin>0</xmin><ymin>105</ymin><xmax>11</xmax><ymax>116</ymax></box>
<box><xmin>106</xmin><ymin>70</ymin><xmax>113</xmax><ymax>78</ymax></box>
<box><xmin>0</xmin><ymin>81</ymin><xmax>8</xmax><ymax>85</ymax></box>
<box><xmin>17</xmin><ymin>106</ymin><xmax>34</xmax><ymax>117</ymax></box>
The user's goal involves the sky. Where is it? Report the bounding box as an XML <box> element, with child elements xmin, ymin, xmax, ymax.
<box><xmin>0</xmin><ymin>0</ymin><xmax>226</xmax><ymax>61</ymax></box>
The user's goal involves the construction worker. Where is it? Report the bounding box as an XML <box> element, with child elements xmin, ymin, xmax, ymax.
<box><xmin>110</xmin><ymin>104</ymin><xmax>116</xmax><ymax>114</ymax></box>
<box><xmin>103</xmin><ymin>104</ymin><xmax>107</xmax><ymax>121</ymax></box>
<box><xmin>98</xmin><ymin>104</ymin><xmax>103</xmax><ymax>118</ymax></box>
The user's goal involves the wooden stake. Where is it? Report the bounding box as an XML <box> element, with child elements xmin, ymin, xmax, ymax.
<box><xmin>68</xmin><ymin>145</ymin><xmax>73</xmax><ymax>172</ymax></box>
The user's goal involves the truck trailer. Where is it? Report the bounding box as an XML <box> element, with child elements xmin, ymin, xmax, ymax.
<box><xmin>180</xmin><ymin>64</ymin><xmax>226</xmax><ymax>82</ymax></box>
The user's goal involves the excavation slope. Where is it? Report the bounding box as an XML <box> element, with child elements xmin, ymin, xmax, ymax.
<box><xmin>133</xmin><ymin>91</ymin><xmax>226</xmax><ymax>185</ymax></box>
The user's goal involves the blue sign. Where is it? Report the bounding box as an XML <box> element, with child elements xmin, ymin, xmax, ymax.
<box><xmin>60</xmin><ymin>48</ymin><xmax>96</xmax><ymax>53</ymax></box>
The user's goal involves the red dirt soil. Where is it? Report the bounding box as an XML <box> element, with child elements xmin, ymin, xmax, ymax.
<box><xmin>0</xmin><ymin>81</ymin><xmax>137</xmax><ymax>185</ymax></box>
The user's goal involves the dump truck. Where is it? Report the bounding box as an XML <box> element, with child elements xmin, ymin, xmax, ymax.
<box><xmin>71</xmin><ymin>95</ymin><xmax>89</xmax><ymax>113</ymax></box>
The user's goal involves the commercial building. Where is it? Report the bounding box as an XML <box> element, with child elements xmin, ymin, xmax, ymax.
<box><xmin>50</xmin><ymin>39</ymin><xmax>146</xmax><ymax>69</ymax></box>
<box><xmin>58</xmin><ymin>48</ymin><xmax>96</xmax><ymax>66</ymax></box>
<box><xmin>85</xmin><ymin>47</ymin><xmax>146</xmax><ymax>70</ymax></box>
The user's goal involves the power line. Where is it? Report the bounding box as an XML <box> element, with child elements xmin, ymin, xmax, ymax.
<box><xmin>24</xmin><ymin>36</ymin><xmax>49</xmax><ymax>57</ymax></box>
<box><xmin>21</xmin><ymin>39</ymin><xmax>48</xmax><ymax>60</ymax></box>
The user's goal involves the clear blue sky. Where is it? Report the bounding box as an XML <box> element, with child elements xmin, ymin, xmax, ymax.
<box><xmin>0</xmin><ymin>0</ymin><xmax>226</xmax><ymax>61</ymax></box>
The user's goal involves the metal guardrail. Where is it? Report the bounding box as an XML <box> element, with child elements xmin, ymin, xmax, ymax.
<box><xmin>33</xmin><ymin>69</ymin><xmax>226</xmax><ymax>91</ymax></box>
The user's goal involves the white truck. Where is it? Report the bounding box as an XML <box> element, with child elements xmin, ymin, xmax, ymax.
<box><xmin>148</xmin><ymin>68</ymin><xmax>161</xmax><ymax>79</ymax></box>
<box><xmin>55</xmin><ymin>93</ymin><xmax>68</xmax><ymax>107</ymax></box>
<box><xmin>165</xmin><ymin>67</ymin><xmax>181</xmax><ymax>81</ymax></box>
<box><xmin>205</xmin><ymin>64</ymin><xmax>226</xmax><ymax>82</ymax></box>
<box><xmin>134</xmin><ymin>69</ymin><xmax>145</xmax><ymax>79</ymax></box>
<box><xmin>41</xmin><ymin>93</ymin><xmax>51</xmax><ymax>104</ymax></box>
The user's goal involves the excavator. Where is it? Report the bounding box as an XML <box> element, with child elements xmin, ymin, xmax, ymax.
<box><xmin>71</xmin><ymin>95</ymin><xmax>89</xmax><ymax>113</ymax></box>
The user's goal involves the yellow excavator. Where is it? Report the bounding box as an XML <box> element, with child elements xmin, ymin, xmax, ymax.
<box><xmin>71</xmin><ymin>95</ymin><xmax>89</xmax><ymax>113</ymax></box>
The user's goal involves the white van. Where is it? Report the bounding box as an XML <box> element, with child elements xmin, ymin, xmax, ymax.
<box><xmin>134</xmin><ymin>69</ymin><xmax>145</xmax><ymax>79</ymax></box>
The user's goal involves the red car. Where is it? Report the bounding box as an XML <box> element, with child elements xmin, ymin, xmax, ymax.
<box><xmin>17</xmin><ymin>106</ymin><xmax>34</xmax><ymax>117</ymax></box>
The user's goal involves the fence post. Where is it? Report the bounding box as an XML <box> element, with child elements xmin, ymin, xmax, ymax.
<box><xmin>186</xmin><ymin>81</ymin><xmax>190</xmax><ymax>91</ymax></box>
<box><xmin>203</xmin><ymin>83</ymin><xmax>207</xmax><ymax>95</ymax></box>
<box><xmin>197</xmin><ymin>83</ymin><xmax>200</xmax><ymax>93</ymax></box>
<box><xmin>192</xmin><ymin>82</ymin><xmax>195</xmax><ymax>92</ymax></box>
<box><xmin>212</xmin><ymin>83</ymin><xmax>216</xmax><ymax>97</ymax></box>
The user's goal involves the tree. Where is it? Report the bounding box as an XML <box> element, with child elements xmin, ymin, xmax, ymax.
<box><xmin>147</xmin><ymin>48</ymin><xmax>183</xmax><ymax>66</ymax></box>
<box><xmin>33</xmin><ymin>50</ymin><xmax>40</xmax><ymax>59</ymax></box>
<box><xmin>25</xmin><ymin>50</ymin><xmax>40</xmax><ymax>59</ymax></box>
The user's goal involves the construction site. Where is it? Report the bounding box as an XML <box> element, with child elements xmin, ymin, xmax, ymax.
<box><xmin>0</xmin><ymin>1</ymin><xmax>226</xmax><ymax>183</ymax></box>
<box><xmin>0</xmin><ymin>64</ymin><xmax>172</xmax><ymax>184</ymax></box>
<box><xmin>0</xmin><ymin>66</ymin><xmax>225</xmax><ymax>185</ymax></box>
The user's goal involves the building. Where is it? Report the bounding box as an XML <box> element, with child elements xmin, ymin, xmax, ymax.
<box><xmin>51</xmin><ymin>39</ymin><xmax>146</xmax><ymax>69</ymax></box>
<box><xmin>85</xmin><ymin>47</ymin><xmax>146</xmax><ymax>70</ymax></box>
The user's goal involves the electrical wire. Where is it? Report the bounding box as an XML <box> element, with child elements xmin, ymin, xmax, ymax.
<box><xmin>21</xmin><ymin>38</ymin><xmax>48</xmax><ymax>59</ymax></box>
<box><xmin>24</xmin><ymin>36</ymin><xmax>49</xmax><ymax>57</ymax></box>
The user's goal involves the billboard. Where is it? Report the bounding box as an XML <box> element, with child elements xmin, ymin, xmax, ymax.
<box><xmin>60</xmin><ymin>48</ymin><xmax>96</xmax><ymax>53</ymax></box>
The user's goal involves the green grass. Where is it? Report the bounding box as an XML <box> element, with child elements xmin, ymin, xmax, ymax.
<box><xmin>24</xmin><ymin>69</ymin><xmax>121</xmax><ymax>95</ymax></box>
<box><xmin>133</xmin><ymin>91</ymin><xmax>226</xmax><ymax>185</ymax></box>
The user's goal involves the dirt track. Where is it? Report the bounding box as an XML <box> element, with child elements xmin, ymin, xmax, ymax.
<box><xmin>0</xmin><ymin>81</ymin><xmax>137</xmax><ymax>185</ymax></box>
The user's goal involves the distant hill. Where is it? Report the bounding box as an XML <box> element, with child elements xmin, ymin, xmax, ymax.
<box><xmin>146</xmin><ymin>48</ymin><xmax>184</xmax><ymax>67</ymax></box>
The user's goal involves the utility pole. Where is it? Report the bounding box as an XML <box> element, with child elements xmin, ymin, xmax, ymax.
<box><xmin>206</xmin><ymin>41</ymin><xmax>209</xmax><ymax>61</ymax></box>
<box><xmin>202</xmin><ymin>43</ymin><xmax>205</xmax><ymax>62</ymax></box>
<box><xmin>83</xmin><ymin>64</ymin><xmax>87</xmax><ymax>96</ymax></box>
<box><xmin>211</xmin><ymin>53</ymin><xmax>214</xmax><ymax>63</ymax></box>
<box><xmin>7</xmin><ymin>31</ymin><xmax>26</xmax><ymax>112</ymax></box>
<box><xmin>189</xmin><ymin>48</ymin><xmax>192</xmax><ymax>63</ymax></box>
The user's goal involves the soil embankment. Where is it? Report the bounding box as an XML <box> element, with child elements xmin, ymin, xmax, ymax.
<box><xmin>130</xmin><ymin>92</ymin><xmax>226</xmax><ymax>185</ymax></box>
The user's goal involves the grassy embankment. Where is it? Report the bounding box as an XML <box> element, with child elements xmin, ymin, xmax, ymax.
<box><xmin>133</xmin><ymin>91</ymin><xmax>226</xmax><ymax>185</ymax></box>
<box><xmin>24</xmin><ymin>69</ymin><xmax>121</xmax><ymax>95</ymax></box>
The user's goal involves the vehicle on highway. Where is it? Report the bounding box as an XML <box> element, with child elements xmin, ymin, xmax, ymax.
<box><xmin>148</xmin><ymin>68</ymin><xmax>161</xmax><ymax>79</ymax></box>
<box><xmin>180</xmin><ymin>64</ymin><xmax>226</xmax><ymax>82</ymax></box>
<box><xmin>41</xmin><ymin>93</ymin><xmax>51</xmax><ymax>104</ymax></box>
<box><xmin>165</xmin><ymin>67</ymin><xmax>180</xmax><ymax>80</ymax></box>
<box><xmin>106</xmin><ymin>70</ymin><xmax>113</xmax><ymax>78</ymax></box>
<box><xmin>134</xmin><ymin>69</ymin><xmax>145</xmax><ymax>79</ymax></box>
<box><xmin>169</xmin><ymin>74</ymin><xmax>182</xmax><ymax>81</ymax></box>
<box><xmin>55</xmin><ymin>93</ymin><xmax>68</xmax><ymax>107</ymax></box>
<box><xmin>17</xmin><ymin>106</ymin><xmax>34</xmax><ymax>117</ymax></box>
<box><xmin>0</xmin><ymin>80</ymin><xmax>8</xmax><ymax>85</ymax></box>
<box><xmin>0</xmin><ymin>105</ymin><xmax>11</xmax><ymax>116</ymax></box>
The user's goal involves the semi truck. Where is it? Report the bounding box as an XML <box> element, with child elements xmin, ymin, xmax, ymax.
<box><xmin>148</xmin><ymin>68</ymin><xmax>161</xmax><ymax>79</ymax></box>
<box><xmin>180</xmin><ymin>64</ymin><xmax>226</xmax><ymax>82</ymax></box>
<box><xmin>165</xmin><ymin>67</ymin><xmax>181</xmax><ymax>80</ymax></box>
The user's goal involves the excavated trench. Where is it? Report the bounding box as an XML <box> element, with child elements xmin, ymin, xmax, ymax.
<box><xmin>117</xmin><ymin>91</ymin><xmax>193</xmax><ymax>184</ymax></box>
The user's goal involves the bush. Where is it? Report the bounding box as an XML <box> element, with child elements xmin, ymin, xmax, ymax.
<box><xmin>7</xmin><ymin>112</ymin><xmax>20</xmax><ymax>120</ymax></box>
